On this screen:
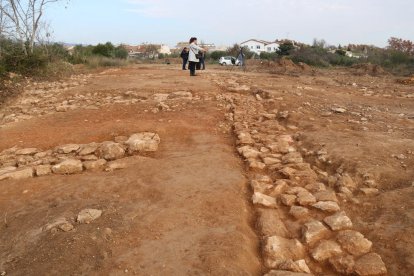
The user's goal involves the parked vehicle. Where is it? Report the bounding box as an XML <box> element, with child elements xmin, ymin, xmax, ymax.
<box><xmin>219</xmin><ymin>56</ymin><xmax>240</xmax><ymax>66</ymax></box>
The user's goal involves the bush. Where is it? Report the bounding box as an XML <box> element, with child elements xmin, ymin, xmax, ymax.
<box><xmin>288</xmin><ymin>46</ymin><xmax>359</xmax><ymax>67</ymax></box>
<box><xmin>277</xmin><ymin>42</ymin><xmax>295</xmax><ymax>56</ymax></box>
<box><xmin>210</xmin><ymin>51</ymin><xmax>227</xmax><ymax>60</ymax></box>
<box><xmin>92</xmin><ymin>42</ymin><xmax>115</xmax><ymax>57</ymax></box>
<box><xmin>114</xmin><ymin>46</ymin><xmax>128</xmax><ymax>59</ymax></box>
<box><xmin>260</xmin><ymin>51</ymin><xmax>279</xmax><ymax>61</ymax></box>
<box><xmin>0</xmin><ymin>41</ymin><xmax>49</xmax><ymax>75</ymax></box>
<box><xmin>85</xmin><ymin>56</ymin><xmax>129</xmax><ymax>68</ymax></box>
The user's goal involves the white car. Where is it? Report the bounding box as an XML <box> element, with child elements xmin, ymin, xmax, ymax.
<box><xmin>219</xmin><ymin>56</ymin><xmax>240</xmax><ymax>66</ymax></box>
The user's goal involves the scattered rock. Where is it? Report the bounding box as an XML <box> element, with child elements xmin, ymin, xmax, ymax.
<box><xmin>264</xmin><ymin>271</ymin><xmax>310</xmax><ymax>276</ymax></box>
<box><xmin>360</xmin><ymin>188</ymin><xmax>379</xmax><ymax>196</ymax></box>
<box><xmin>337</xmin><ymin>174</ymin><xmax>357</xmax><ymax>191</ymax></box>
<box><xmin>238</xmin><ymin>146</ymin><xmax>260</xmax><ymax>159</ymax></box>
<box><xmin>83</xmin><ymin>159</ymin><xmax>107</xmax><ymax>171</ymax></box>
<box><xmin>0</xmin><ymin>168</ymin><xmax>33</xmax><ymax>180</ymax></box>
<box><xmin>157</xmin><ymin>101</ymin><xmax>170</xmax><ymax>111</ymax></box>
<box><xmin>106</xmin><ymin>160</ymin><xmax>128</xmax><ymax>171</ymax></box>
<box><xmin>0</xmin><ymin>166</ymin><xmax>17</xmax><ymax>176</ymax></box>
<box><xmin>282</xmin><ymin>152</ymin><xmax>303</xmax><ymax>164</ymax></box>
<box><xmin>52</xmin><ymin>159</ymin><xmax>83</xmax><ymax>175</ymax></box>
<box><xmin>252</xmin><ymin>192</ymin><xmax>277</xmax><ymax>208</ymax></box>
<box><xmin>238</xmin><ymin>132</ymin><xmax>254</xmax><ymax>145</ymax></box>
<box><xmin>295</xmin><ymin>260</ymin><xmax>311</xmax><ymax>274</ymax></box>
<box><xmin>78</xmin><ymin>143</ymin><xmax>99</xmax><ymax>156</ymax></box>
<box><xmin>278</xmin><ymin>111</ymin><xmax>289</xmax><ymax>119</ymax></box>
<box><xmin>311</xmin><ymin>240</ymin><xmax>343</xmax><ymax>262</ymax></box>
<box><xmin>56</xmin><ymin>144</ymin><xmax>80</xmax><ymax>154</ymax></box>
<box><xmin>296</xmin><ymin>191</ymin><xmax>317</xmax><ymax>206</ymax></box>
<box><xmin>168</xmin><ymin>91</ymin><xmax>193</xmax><ymax>100</ymax></box>
<box><xmin>312</xmin><ymin>201</ymin><xmax>340</xmax><ymax>212</ymax></box>
<box><xmin>263</xmin><ymin>236</ymin><xmax>305</xmax><ymax>268</ymax></box>
<box><xmin>251</xmin><ymin>179</ymin><xmax>273</xmax><ymax>194</ymax></box>
<box><xmin>329</xmin><ymin>254</ymin><xmax>355</xmax><ymax>274</ymax></box>
<box><xmin>314</xmin><ymin>190</ymin><xmax>338</xmax><ymax>202</ymax></box>
<box><xmin>126</xmin><ymin>132</ymin><xmax>161</xmax><ymax>153</ymax></box>
<box><xmin>331</xmin><ymin>107</ymin><xmax>347</xmax><ymax>113</ymax></box>
<box><xmin>16</xmin><ymin>148</ymin><xmax>39</xmax><ymax>155</ymax></box>
<box><xmin>279</xmin><ymin>167</ymin><xmax>297</xmax><ymax>178</ymax></box>
<box><xmin>324</xmin><ymin>211</ymin><xmax>353</xmax><ymax>231</ymax></box>
<box><xmin>77</xmin><ymin>208</ymin><xmax>102</xmax><ymax>224</ymax></box>
<box><xmin>96</xmin><ymin>142</ymin><xmax>125</xmax><ymax>161</ymax></box>
<box><xmin>35</xmin><ymin>165</ymin><xmax>52</xmax><ymax>176</ymax></box>
<box><xmin>44</xmin><ymin>217</ymin><xmax>74</xmax><ymax>232</ymax></box>
<box><xmin>289</xmin><ymin>206</ymin><xmax>309</xmax><ymax>220</ymax></box>
<box><xmin>302</xmin><ymin>220</ymin><xmax>330</xmax><ymax>245</ymax></box>
<box><xmin>354</xmin><ymin>253</ymin><xmax>387</xmax><ymax>276</ymax></box>
<box><xmin>257</xmin><ymin>209</ymin><xmax>289</xmax><ymax>237</ymax></box>
<box><xmin>153</xmin><ymin>93</ymin><xmax>169</xmax><ymax>102</ymax></box>
<box><xmin>337</xmin><ymin>230</ymin><xmax>372</xmax><ymax>256</ymax></box>
<box><xmin>80</xmin><ymin>155</ymin><xmax>99</xmax><ymax>161</ymax></box>
<box><xmin>248</xmin><ymin>159</ymin><xmax>266</xmax><ymax>170</ymax></box>
<box><xmin>278</xmin><ymin>259</ymin><xmax>310</xmax><ymax>274</ymax></box>
<box><xmin>271</xmin><ymin>180</ymin><xmax>289</xmax><ymax>196</ymax></box>
<box><xmin>263</xmin><ymin>157</ymin><xmax>282</xmax><ymax>165</ymax></box>
<box><xmin>280</xmin><ymin>194</ymin><xmax>297</xmax><ymax>206</ymax></box>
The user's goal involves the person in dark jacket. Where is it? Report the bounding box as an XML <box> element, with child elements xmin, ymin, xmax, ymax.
<box><xmin>199</xmin><ymin>52</ymin><xmax>206</xmax><ymax>70</ymax></box>
<box><xmin>180</xmin><ymin>47</ymin><xmax>189</xmax><ymax>70</ymax></box>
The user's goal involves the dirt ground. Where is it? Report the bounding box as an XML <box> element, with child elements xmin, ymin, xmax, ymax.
<box><xmin>0</xmin><ymin>64</ymin><xmax>413</xmax><ymax>275</ymax></box>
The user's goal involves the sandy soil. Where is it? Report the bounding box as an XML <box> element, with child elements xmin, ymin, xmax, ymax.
<box><xmin>0</xmin><ymin>64</ymin><xmax>413</xmax><ymax>275</ymax></box>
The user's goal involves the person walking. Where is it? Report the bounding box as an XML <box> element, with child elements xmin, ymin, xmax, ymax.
<box><xmin>180</xmin><ymin>47</ymin><xmax>189</xmax><ymax>70</ymax></box>
<box><xmin>188</xmin><ymin>37</ymin><xmax>207</xmax><ymax>76</ymax></box>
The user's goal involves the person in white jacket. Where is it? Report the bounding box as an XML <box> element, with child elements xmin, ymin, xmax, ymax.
<box><xmin>188</xmin><ymin>37</ymin><xmax>207</xmax><ymax>76</ymax></box>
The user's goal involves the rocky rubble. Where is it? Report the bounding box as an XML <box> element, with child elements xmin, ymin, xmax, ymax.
<box><xmin>0</xmin><ymin>74</ymin><xmax>196</xmax><ymax>126</ymax></box>
<box><xmin>216</xmin><ymin>77</ymin><xmax>387</xmax><ymax>275</ymax></box>
<box><xmin>0</xmin><ymin>132</ymin><xmax>160</xmax><ymax>181</ymax></box>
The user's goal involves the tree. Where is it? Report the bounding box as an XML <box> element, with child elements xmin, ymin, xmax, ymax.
<box><xmin>210</xmin><ymin>50</ymin><xmax>226</xmax><ymax>60</ymax></box>
<box><xmin>388</xmin><ymin>37</ymin><xmax>414</xmax><ymax>55</ymax></box>
<box><xmin>312</xmin><ymin>38</ymin><xmax>327</xmax><ymax>49</ymax></box>
<box><xmin>226</xmin><ymin>44</ymin><xmax>254</xmax><ymax>59</ymax></box>
<box><xmin>0</xmin><ymin>0</ymin><xmax>68</xmax><ymax>56</ymax></box>
<box><xmin>277</xmin><ymin>42</ymin><xmax>295</xmax><ymax>56</ymax></box>
<box><xmin>114</xmin><ymin>46</ymin><xmax>128</xmax><ymax>59</ymax></box>
<box><xmin>92</xmin><ymin>42</ymin><xmax>114</xmax><ymax>57</ymax></box>
<box><xmin>143</xmin><ymin>44</ymin><xmax>159</xmax><ymax>59</ymax></box>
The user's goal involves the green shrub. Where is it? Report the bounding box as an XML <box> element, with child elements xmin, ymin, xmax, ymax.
<box><xmin>92</xmin><ymin>42</ymin><xmax>115</xmax><ymax>57</ymax></box>
<box><xmin>114</xmin><ymin>46</ymin><xmax>128</xmax><ymax>59</ymax></box>
<box><xmin>260</xmin><ymin>52</ymin><xmax>279</xmax><ymax>60</ymax></box>
<box><xmin>85</xmin><ymin>56</ymin><xmax>129</xmax><ymax>68</ymax></box>
<box><xmin>210</xmin><ymin>51</ymin><xmax>227</xmax><ymax>60</ymax></box>
<box><xmin>289</xmin><ymin>46</ymin><xmax>359</xmax><ymax>67</ymax></box>
<box><xmin>277</xmin><ymin>42</ymin><xmax>295</xmax><ymax>56</ymax></box>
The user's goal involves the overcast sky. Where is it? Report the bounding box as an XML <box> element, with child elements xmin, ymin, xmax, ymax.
<box><xmin>46</xmin><ymin>0</ymin><xmax>414</xmax><ymax>47</ymax></box>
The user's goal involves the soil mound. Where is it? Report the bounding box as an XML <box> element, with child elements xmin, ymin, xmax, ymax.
<box><xmin>352</xmin><ymin>63</ymin><xmax>387</xmax><ymax>76</ymax></box>
<box><xmin>396</xmin><ymin>75</ymin><xmax>414</xmax><ymax>85</ymax></box>
<box><xmin>248</xmin><ymin>58</ymin><xmax>314</xmax><ymax>74</ymax></box>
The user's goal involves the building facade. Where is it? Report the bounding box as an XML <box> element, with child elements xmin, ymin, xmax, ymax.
<box><xmin>240</xmin><ymin>39</ymin><xmax>280</xmax><ymax>55</ymax></box>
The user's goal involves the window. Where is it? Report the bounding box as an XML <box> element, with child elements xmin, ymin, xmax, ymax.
<box><xmin>251</xmin><ymin>46</ymin><xmax>253</xmax><ymax>49</ymax></box>
<box><xmin>256</xmin><ymin>45</ymin><xmax>261</xmax><ymax>49</ymax></box>
<box><xmin>267</xmin><ymin>47</ymin><xmax>271</xmax><ymax>51</ymax></box>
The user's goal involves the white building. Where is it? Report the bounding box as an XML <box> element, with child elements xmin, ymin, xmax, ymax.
<box><xmin>240</xmin><ymin>39</ymin><xmax>280</xmax><ymax>55</ymax></box>
<box><xmin>265</xmin><ymin>42</ymin><xmax>280</xmax><ymax>53</ymax></box>
<box><xmin>159</xmin><ymin>44</ymin><xmax>171</xmax><ymax>55</ymax></box>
